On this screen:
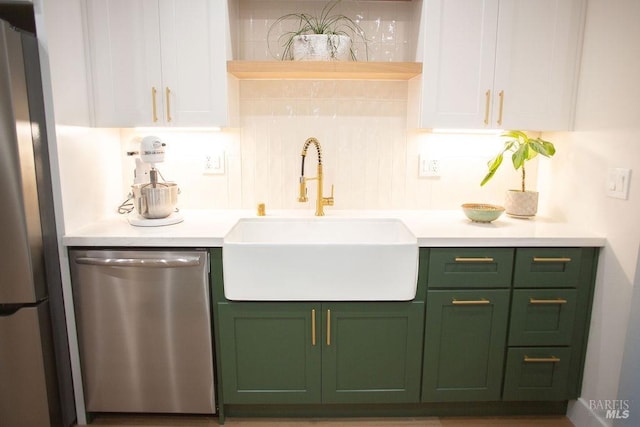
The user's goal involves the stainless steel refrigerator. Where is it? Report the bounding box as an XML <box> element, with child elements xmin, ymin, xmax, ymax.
<box><xmin>0</xmin><ymin>18</ymin><xmax>74</xmax><ymax>427</ymax></box>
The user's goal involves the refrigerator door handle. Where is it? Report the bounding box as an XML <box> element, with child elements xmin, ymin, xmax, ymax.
<box><xmin>75</xmin><ymin>256</ymin><xmax>201</xmax><ymax>268</ymax></box>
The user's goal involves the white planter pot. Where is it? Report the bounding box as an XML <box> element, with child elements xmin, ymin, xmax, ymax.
<box><xmin>504</xmin><ymin>190</ymin><xmax>539</xmax><ymax>218</ymax></box>
<box><xmin>292</xmin><ymin>34</ymin><xmax>351</xmax><ymax>61</ymax></box>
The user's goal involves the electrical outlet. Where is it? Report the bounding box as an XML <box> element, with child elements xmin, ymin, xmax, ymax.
<box><xmin>419</xmin><ymin>155</ymin><xmax>440</xmax><ymax>177</ymax></box>
<box><xmin>606</xmin><ymin>168</ymin><xmax>631</xmax><ymax>199</ymax></box>
<box><xmin>203</xmin><ymin>151</ymin><xmax>225</xmax><ymax>175</ymax></box>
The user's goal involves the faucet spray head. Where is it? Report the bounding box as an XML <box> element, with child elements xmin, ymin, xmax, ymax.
<box><xmin>298</xmin><ymin>177</ymin><xmax>308</xmax><ymax>202</ymax></box>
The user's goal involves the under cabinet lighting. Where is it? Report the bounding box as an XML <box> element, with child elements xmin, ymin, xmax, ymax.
<box><xmin>431</xmin><ymin>128</ymin><xmax>505</xmax><ymax>135</ymax></box>
<box><xmin>133</xmin><ymin>126</ymin><xmax>222</xmax><ymax>132</ymax></box>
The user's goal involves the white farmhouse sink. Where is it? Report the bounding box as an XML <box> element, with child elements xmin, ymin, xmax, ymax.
<box><xmin>222</xmin><ymin>217</ymin><xmax>418</xmax><ymax>301</ymax></box>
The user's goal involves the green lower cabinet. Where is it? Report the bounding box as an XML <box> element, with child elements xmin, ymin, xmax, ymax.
<box><xmin>322</xmin><ymin>302</ymin><xmax>424</xmax><ymax>403</ymax></box>
<box><xmin>218</xmin><ymin>301</ymin><xmax>424</xmax><ymax>405</ymax></box>
<box><xmin>218</xmin><ymin>302</ymin><xmax>321</xmax><ymax>404</ymax></box>
<box><xmin>422</xmin><ymin>289</ymin><xmax>510</xmax><ymax>402</ymax></box>
<box><xmin>213</xmin><ymin>246</ymin><xmax>598</xmax><ymax>416</ymax></box>
<box><xmin>503</xmin><ymin>347</ymin><xmax>572</xmax><ymax>401</ymax></box>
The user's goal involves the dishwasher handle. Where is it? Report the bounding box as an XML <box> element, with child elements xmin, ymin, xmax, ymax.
<box><xmin>75</xmin><ymin>256</ymin><xmax>201</xmax><ymax>268</ymax></box>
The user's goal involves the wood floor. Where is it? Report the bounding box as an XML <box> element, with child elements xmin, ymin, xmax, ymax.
<box><xmin>85</xmin><ymin>414</ymin><xmax>574</xmax><ymax>426</ymax></box>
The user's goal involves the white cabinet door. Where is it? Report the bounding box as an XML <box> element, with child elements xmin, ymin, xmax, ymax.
<box><xmin>158</xmin><ymin>0</ymin><xmax>228</xmax><ymax>127</ymax></box>
<box><xmin>418</xmin><ymin>0</ymin><xmax>584</xmax><ymax>131</ymax></box>
<box><xmin>493</xmin><ymin>0</ymin><xmax>584</xmax><ymax>130</ymax></box>
<box><xmin>420</xmin><ymin>0</ymin><xmax>499</xmax><ymax>129</ymax></box>
<box><xmin>85</xmin><ymin>0</ymin><xmax>162</xmax><ymax>127</ymax></box>
<box><xmin>85</xmin><ymin>0</ymin><xmax>229</xmax><ymax>127</ymax></box>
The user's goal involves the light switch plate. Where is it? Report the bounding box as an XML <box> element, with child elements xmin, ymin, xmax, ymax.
<box><xmin>606</xmin><ymin>168</ymin><xmax>631</xmax><ymax>200</ymax></box>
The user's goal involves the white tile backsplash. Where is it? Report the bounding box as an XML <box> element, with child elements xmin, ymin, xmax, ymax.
<box><xmin>61</xmin><ymin>83</ymin><xmax>535</xmax><ymax>215</ymax></box>
<box><xmin>235</xmin><ymin>0</ymin><xmax>419</xmax><ymax>61</ymax></box>
<box><xmin>108</xmin><ymin>80</ymin><xmax>536</xmax><ymax>212</ymax></box>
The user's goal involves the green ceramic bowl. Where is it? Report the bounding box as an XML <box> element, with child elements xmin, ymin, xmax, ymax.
<box><xmin>462</xmin><ymin>203</ymin><xmax>505</xmax><ymax>223</ymax></box>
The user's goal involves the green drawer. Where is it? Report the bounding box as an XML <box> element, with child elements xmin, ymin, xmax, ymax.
<box><xmin>427</xmin><ymin>248</ymin><xmax>514</xmax><ymax>288</ymax></box>
<box><xmin>509</xmin><ymin>289</ymin><xmax>577</xmax><ymax>346</ymax></box>
<box><xmin>514</xmin><ymin>248</ymin><xmax>582</xmax><ymax>288</ymax></box>
<box><xmin>503</xmin><ymin>347</ymin><xmax>572</xmax><ymax>401</ymax></box>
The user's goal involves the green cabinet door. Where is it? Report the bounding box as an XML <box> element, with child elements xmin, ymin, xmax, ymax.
<box><xmin>217</xmin><ymin>302</ymin><xmax>322</xmax><ymax>404</ymax></box>
<box><xmin>321</xmin><ymin>302</ymin><xmax>425</xmax><ymax>404</ymax></box>
<box><xmin>422</xmin><ymin>290</ymin><xmax>510</xmax><ymax>402</ymax></box>
<box><xmin>503</xmin><ymin>347</ymin><xmax>572</xmax><ymax>401</ymax></box>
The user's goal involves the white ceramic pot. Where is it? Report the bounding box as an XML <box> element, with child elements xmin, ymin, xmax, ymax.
<box><xmin>504</xmin><ymin>190</ymin><xmax>539</xmax><ymax>218</ymax></box>
<box><xmin>292</xmin><ymin>34</ymin><xmax>351</xmax><ymax>61</ymax></box>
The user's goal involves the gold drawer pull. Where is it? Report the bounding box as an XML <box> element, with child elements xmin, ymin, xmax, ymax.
<box><xmin>496</xmin><ymin>90</ymin><xmax>504</xmax><ymax>126</ymax></box>
<box><xmin>533</xmin><ymin>257</ymin><xmax>572</xmax><ymax>263</ymax></box>
<box><xmin>484</xmin><ymin>90</ymin><xmax>491</xmax><ymax>125</ymax></box>
<box><xmin>311</xmin><ymin>309</ymin><xmax>316</xmax><ymax>346</ymax></box>
<box><xmin>529</xmin><ymin>298</ymin><xmax>568</xmax><ymax>305</ymax></box>
<box><xmin>151</xmin><ymin>87</ymin><xmax>158</xmax><ymax>122</ymax></box>
<box><xmin>454</xmin><ymin>257</ymin><xmax>495</xmax><ymax>263</ymax></box>
<box><xmin>165</xmin><ymin>87</ymin><xmax>172</xmax><ymax>122</ymax></box>
<box><xmin>452</xmin><ymin>298</ymin><xmax>490</xmax><ymax>305</ymax></box>
<box><xmin>524</xmin><ymin>355</ymin><xmax>561</xmax><ymax>363</ymax></box>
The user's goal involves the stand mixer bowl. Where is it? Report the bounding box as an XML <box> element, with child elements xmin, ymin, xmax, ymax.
<box><xmin>132</xmin><ymin>182</ymin><xmax>179</xmax><ymax>219</ymax></box>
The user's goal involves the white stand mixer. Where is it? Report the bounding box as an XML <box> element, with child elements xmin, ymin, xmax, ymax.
<box><xmin>124</xmin><ymin>136</ymin><xmax>183</xmax><ymax>227</ymax></box>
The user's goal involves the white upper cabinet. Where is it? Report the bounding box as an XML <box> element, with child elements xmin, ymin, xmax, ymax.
<box><xmin>418</xmin><ymin>0</ymin><xmax>585</xmax><ymax>130</ymax></box>
<box><xmin>85</xmin><ymin>0</ymin><xmax>229</xmax><ymax>127</ymax></box>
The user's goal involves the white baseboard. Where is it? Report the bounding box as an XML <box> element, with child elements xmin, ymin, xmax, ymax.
<box><xmin>568</xmin><ymin>398</ymin><xmax>611</xmax><ymax>427</ymax></box>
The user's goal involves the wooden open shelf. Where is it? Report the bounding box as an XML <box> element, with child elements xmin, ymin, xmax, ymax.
<box><xmin>227</xmin><ymin>61</ymin><xmax>422</xmax><ymax>80</ymax></box>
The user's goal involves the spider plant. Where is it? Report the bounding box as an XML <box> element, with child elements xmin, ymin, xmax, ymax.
<box><xmin>267</xmin><ymin>0</ymin><xmax>368</xmax><ymax>61</ymax></box>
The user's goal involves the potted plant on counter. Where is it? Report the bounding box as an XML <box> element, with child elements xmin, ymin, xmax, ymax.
<box><xmin>480</xmin><ymin>130</ymin><xmax>556</xmax><ymax>217</ymax></box>
<box><xmin>268</xmin><ymin>0</ymin><xmax>368</xmax><ymax>61</ymax></box>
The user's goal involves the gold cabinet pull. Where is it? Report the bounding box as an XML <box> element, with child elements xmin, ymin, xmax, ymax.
<box><xmin>452</xmin><ymin>298</ymin><xmax>490</xmax><ymax>305</ymax></box>
<box><xmin>484</xmin><ymin>90</ymin><xmax>491</xmax><ymax>125</ymax></box>
<box><xmin>529</xmin><ymin>298</ymin><xmax>568</xmax><ymax>305</ymax></box>
<box><xmin>454</xmin><ymin>257</ymin><xmax>495</xmax><ymax>263</ymax></box>
<box><xmin>326</xmin><ymin>309</ymin><xmax>331</xmax><ymax>346</ymax></box>
<box><xmin>524</xmin><ymin>355</ymin><xmax>561</xmax><ymax>363</ymax></box>
<box><xmin>165</xmin><ymin>87</ymin><xmax>172</xmax><ymax>122</ymax></box>
<box><xmin>497</xmin><ymin>90</ymin><xmax>504</xmax><ymax>126</ymax></box>
<box><xmin>151</xmin><ymin>87</ymin><xmax>158</xmax><ymax>122</ymax></box>
<box><xmin>311</xmin><ymin>309</ymin><xmax>316</xmax><ymax>346</ymax></box>
<box><xmin>533</xmin><ymin>257</ymin><xmax>572</xmax><ymax>263</ymax></box>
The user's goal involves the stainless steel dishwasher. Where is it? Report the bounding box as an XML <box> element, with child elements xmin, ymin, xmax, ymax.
<box><xmin>69</xmin><ymin>249</ymin><xmax>215</xmax><ymax>414</ymax></box>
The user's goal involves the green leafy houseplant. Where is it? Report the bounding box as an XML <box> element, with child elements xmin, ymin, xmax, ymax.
<box><xmin>481</xmin><ymin>130</ymin><xmax>556</xmax><ymax>192</ymax></box>
<box><xmin>268</xmin><ymin>0</ymin><xmax>368</xmax><ymax>61</ymax></box>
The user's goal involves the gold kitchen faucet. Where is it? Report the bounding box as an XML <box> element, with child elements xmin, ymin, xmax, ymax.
<box><xmin>298</xmin><ymin>137</ymin><xmax>334</xmax><ymax>216</ymax></box>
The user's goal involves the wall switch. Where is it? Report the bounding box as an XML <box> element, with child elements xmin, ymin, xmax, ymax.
<box><xmin>419</xmin><ymin>155</ymin><xmax>440</xmax><ymax>177</ymax></box>
<box><xmin>203</xmin><ymin>151</ymin><xmax>225</xmax><ymax>175</ymax></box>
<box><xmin>606</xmin><ymin>168</ymin><xmax>631</xmax><ymax>200</ymax></box>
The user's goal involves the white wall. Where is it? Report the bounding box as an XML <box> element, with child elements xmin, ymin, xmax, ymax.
<box><xmin>616</xmin><ymin>246</ymin><xmax>640</xmax><ymax>427</ymax></box>
<box><xmin>539</xmin><ymin>0</ymin><xmax>640</xmax><ymax>425</ymax></box>
<box><xmin>38</xmin><ymin>0</ymin><xmax>124</xmax><ymax>232</ymax></box>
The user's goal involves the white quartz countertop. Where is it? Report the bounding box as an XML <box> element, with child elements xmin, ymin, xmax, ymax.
<box><xmin>63</xmin><ymin>209</ymin><xmax>605</xmax><ymax>248</ymax></box>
